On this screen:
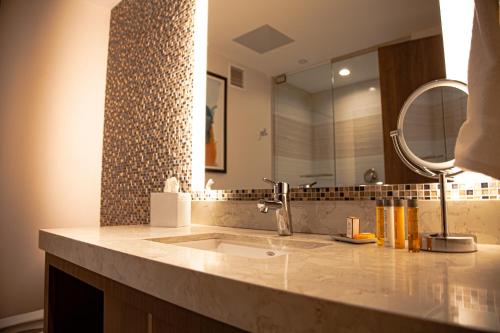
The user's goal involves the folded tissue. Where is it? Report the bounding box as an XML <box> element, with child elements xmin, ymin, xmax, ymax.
<box><xmin>164</xmin><ymin>177</ymin><xmax>180</xmax><ymax>193</ymax></box>
<box><xmin>150</xmin><ymin>177</ymin><xmax>191</xmax><ymax>227</ymax></box>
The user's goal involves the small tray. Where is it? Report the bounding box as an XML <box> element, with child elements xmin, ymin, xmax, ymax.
<box><xmin>331</xmin><ymin>234</ymin><xmax>376</xmax><ymax>244</ymax></box>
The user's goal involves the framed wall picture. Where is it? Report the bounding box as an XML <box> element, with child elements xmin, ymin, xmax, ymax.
<box><xmin>205</xmin><ymin>72</ymin><xmax>227</xmax><ymax>173</ymax></box>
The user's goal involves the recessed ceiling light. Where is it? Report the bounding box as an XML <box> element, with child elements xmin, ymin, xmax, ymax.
<box><xmin>369</xmin><ymin>87</ymin><xmax>376</xmax><ymax>92</ymax></box>
<box><xmin>338</xmin><ymin>68</ymin><xmax>350</xmax><ymax>76</ymax></box>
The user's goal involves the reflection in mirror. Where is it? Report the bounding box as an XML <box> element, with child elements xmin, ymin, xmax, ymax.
<box><xmin>402</xmin><ymin>86</ymin><xmax>467</xmax><ymax>164</ymax></box>
<box><xmin>206</xmin><ymin>0</ymin><xmax>444</xmax><ymax>189</ymax></box>
<box><xmin>332</xmin><ymin>51</ymin><xmax>384</xmax><ymax>186</ymax></box>
<box><xmin>274</xmin><ymin>63</ymin><xmax>334</xmax><ymax>188</ymax></box>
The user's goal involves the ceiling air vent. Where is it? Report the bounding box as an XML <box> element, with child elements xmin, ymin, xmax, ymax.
<box><xmin>230</xmin><ymin>65</ymin><xmax>245</xmax><ymax>89</ymax></box>
<box><xmin>233</xmin><ymin>25</ymin><xmax>294</xmax><ymax>54</ymax></box>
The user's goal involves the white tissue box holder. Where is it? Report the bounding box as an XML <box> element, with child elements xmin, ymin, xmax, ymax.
<box><xmin>150</xmin><ymin>192</ymin><xmax>191</xmax><ymax>227</ymax></box>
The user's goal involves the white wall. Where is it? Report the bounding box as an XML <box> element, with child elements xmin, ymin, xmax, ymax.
<box><xmin>0</xmin><ymin>0</ymin><xmax>110</xmax><ymax>318</ymax></box>
<box><xmin>206</xmin><ymin>50</ymin><xmax>272</xmax><ymax>189</ymax></box>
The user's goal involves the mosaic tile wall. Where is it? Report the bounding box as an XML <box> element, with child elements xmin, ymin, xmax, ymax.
<box><xmin>192</xmin><ymin>180</ymin><xmax>500</xmax><ymax>201</ymax></box>
<box><xmin>100</xmin><ymin>0</ymin><xmax>196</xmax><ymax>226</ymax></box>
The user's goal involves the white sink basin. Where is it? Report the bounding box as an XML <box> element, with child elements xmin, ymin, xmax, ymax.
<box><xmin>149</xmin><ymin>232</ymin><xmax>331</xmax><ymax>259</ymax></box>
<box><xmin>172</xmin><ymin>238</ymin><xmax>288</xmax><ymax>259</ymax></box>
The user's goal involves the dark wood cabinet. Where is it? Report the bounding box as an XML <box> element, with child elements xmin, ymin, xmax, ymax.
<box><xmin>378</xmin><ymin>35</ymin><xmax>446</xmax><ymax>184</ymax></box>
<box><xmin>44</xmin><ymin>254</ymin><xmax>245</xmax><ymax>333</ymax></box>
<box><xmin>46</xmin><ymin>266</ymin><xmax>104</xmax><ymax>333</ymax></box>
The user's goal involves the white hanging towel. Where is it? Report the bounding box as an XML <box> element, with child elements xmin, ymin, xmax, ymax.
<box><xmin>455</xmin><ymin>0</ymin><xmax>500</xmax><ymax>179</ymax></box>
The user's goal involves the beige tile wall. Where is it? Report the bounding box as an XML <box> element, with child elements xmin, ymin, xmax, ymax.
<box><xmin>192</xmin><ymin>199</ymin><xmax>500</xmax><ymax>244</ymax></box>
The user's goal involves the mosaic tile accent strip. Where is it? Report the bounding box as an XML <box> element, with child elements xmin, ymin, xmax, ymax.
<box><xmin>192</xmin><ymin>181</ymin><xmax>500</xmax><ymax>201</ymax></box>
<box><xmin>100</xmin><ymin>0</ymin><xmax>196</xmax><ymax>226</ymax></box>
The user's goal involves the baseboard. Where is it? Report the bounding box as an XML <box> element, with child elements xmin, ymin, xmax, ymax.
<box><xmin>0</xmin><ymin>309</ymin><xmax>43</xmax><ymax>331</ymax></box>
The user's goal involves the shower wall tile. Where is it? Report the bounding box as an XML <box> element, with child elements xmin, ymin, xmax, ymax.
<box><xmin>312</xmin><ymin>122</ymin><xmax>334</xmax><ymax>161</ymax></box>
<box><xmin>335</xmin><ymin>114</ymin><xmax>384</xmax><ymax>158</ymax></box>
<box><xmin>100</xmin><ymin>0</ymin><xmax>196</xmax><ymax>226</ymax></box>
<box><xmin>274</xmin><ymin>115</ymin><xmax>313</xmax><ymax>161</ymax></box>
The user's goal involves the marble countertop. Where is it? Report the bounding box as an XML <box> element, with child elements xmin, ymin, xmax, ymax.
<box><xmin>39</xmin><ymin>225</ymin><xmax>500</xmax><ymax>332</ymax></box>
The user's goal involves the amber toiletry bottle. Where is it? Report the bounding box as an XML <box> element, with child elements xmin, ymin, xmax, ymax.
<box><xmin>407</xmin><ymin>199</ymin><xmax>420</xmax><ymax>252</ymax></box>
<box><xmin>376</xmin><ymin>199</ymin><xmax>384</xmax><ymax>246</ymax></box>
<box><xmin>394</xmin><ymin>199</ymin><xmax>405</xmax><ymax>249</ymax></box>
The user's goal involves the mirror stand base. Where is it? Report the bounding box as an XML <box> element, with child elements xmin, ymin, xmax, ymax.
<box><xmin>421</xmin><ymin>233</ymin><xmax>477</xmax><ymax>253</ymax></box>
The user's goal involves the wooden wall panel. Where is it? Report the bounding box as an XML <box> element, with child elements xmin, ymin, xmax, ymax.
<box><xmin>378</xmin><ymin>35</ymin><xmax>446</xmax><ymax>184</ymax></box>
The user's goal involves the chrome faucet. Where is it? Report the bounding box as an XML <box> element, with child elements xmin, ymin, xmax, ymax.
<box><xmin>257</xmin><ymin>178</ymin><xmax>293</xmax><ymax>236</ymax></box>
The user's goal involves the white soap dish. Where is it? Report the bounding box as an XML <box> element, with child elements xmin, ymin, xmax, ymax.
<box><xmin>331</xmin><ymin>234</ymin><xmax>376</xmax><ymax>244</ymax></box>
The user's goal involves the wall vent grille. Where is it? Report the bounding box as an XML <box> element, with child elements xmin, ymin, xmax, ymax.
<box><xmin>230</xmin><ymin>65</ymin><xmax>245</xmax><ymax>89</ymax></box>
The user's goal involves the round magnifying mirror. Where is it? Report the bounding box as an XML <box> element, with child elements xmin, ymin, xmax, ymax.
<box><xmin>397</xmin><ymin>79</ymin><xmax>468</xmax><ymax>171</ymax></box>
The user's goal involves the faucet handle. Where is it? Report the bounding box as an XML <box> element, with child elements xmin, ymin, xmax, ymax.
<box><xmin>298</xmin><ymin>181</ymin><xmax>317</xmax><ymax>189</ymax></box>
<box><xmin>263</xmin><ymin>178</ymin><xmax>289</xmax><ymax>194</ymax></box>
<box><xmin>263</xmin><ymin>178</ymin><xmax>277</xmax><ymax>186</ymax></box>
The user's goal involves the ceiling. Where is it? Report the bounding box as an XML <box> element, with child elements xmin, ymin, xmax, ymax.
<box><xmin>208</xmin><ymin>0</ymin><xmax>441</xmax><ymax>77</ymax></box>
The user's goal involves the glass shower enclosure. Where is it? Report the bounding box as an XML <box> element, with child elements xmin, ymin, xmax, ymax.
<box><xmin>273</xmin><ymin>51</ymin><xmax>385</xmax><ymax>187</ymax></box>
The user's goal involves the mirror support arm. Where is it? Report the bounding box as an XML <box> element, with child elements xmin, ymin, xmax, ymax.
<box><xmin>439</xmin><ymin>173</ymin><xmax>449</xmax><ymax>237</ymax></box>
<box><xmin>390</xmin><ymin>130</ymin><xmax>438</xmax><ymax>179</ymax></box>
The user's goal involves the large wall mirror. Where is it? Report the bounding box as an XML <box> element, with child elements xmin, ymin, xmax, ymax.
<box><xmin>205</xmin><ymin>0</ymin><xmax>448</xmax><ymax>189</ymax></box>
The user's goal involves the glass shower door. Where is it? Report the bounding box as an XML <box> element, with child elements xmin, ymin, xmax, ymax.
<box><xmin>273</xmin><ymin>63</ymin><xmax>335</xmax><ymax>187</ymax></box>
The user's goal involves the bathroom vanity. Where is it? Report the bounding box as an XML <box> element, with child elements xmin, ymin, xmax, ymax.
<box><xmin>40</xmin><ymin>225</ymin><xmax>500</xmax><ymax>333</ymax></box>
